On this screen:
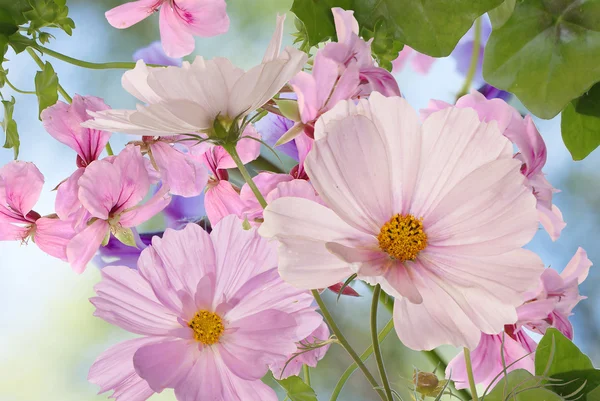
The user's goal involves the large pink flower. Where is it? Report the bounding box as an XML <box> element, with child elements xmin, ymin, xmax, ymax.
<box><xmin>66</xmin><ymin>145</ymin><xmax>171</xmax><ymax>273</ymax></box>
<box><xmin>447</xmin><ymin>248</ymin><xmax>591</xmax><ymax>389</ymax></box>
<box><xmin>106</xmin><ymin>0</ymin><xmax>229</xmax><ymax>58</ymax></box>
<box><xmin>260</xmin><ymin>92</ymin><xmax>544</xmax><ymax>350</ymax></box>
<box><xmin>422</xmin><ymin>91</ymin><xmax>565</xmax><ymax>240</ymax></box>
<box><xmin>88</xmin><ymin>216</ymin><xmax>323</xmax><ymax>401</ymax></box>
<box><xmin>0</xmin><ymin>161</ymin><xmax>75</xmax><ymax>260</ymax></box>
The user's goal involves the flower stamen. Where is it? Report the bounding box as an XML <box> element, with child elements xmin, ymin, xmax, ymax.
<box><xmin>378</xmin><ymin>214</ymin><xmax>428</xmax><ymax>262</ymax></box>
<box><xmin>189</xmin><ymin>310</ymin><xmax>225</xmax><ymax>345</ymax></box>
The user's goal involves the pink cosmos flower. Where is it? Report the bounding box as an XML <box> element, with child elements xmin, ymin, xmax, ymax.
<box><xmin>447</xmin><ymin>248</ymin><xmax>591</xmax><ymax>389</ymax></box>
<box><xmin>85</xmin><ymin>15</ymin><xmax>306</xmax><ymax>136</ymax></box>
<box><xmin>422</xmin><ymin>91</ymin><xmax>566</xmax><ymax>240</ymax></box>
<box><xmin>270</xmin><ymin>321</ymin><xmax>331</xmax><ymax>379</ymax></box>
<box><xmin>66</xmin><ymin>145</ymin><xmax>171</xmax><ymax>273</ymax></box>
<box><xmin>106</xmin><ymin>0</ymin><xmax>229</xmax><ymax>58</ymax></box>
<box><xmin>88</xmin><ymin>216</ymin><xmax>323</xmax><ymax>401</ymax></box>
<box><xmin>0</xmin><ymin>161</ymin><xmax>75</xmax><ymax>260</ymax></box>
<box><xmin>260</xmin><ymin>92</ymin><xmax>544</xmax><ymax>350</ymax></box>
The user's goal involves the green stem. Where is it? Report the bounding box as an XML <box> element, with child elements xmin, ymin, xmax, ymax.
<box><xmin>5</xmin><ymin>77</ymin><xmax>36</xmax><ymax>95</ymax></box>
<box><xmin>457</xmin><ymin>17</ymin><xmax>482</xmax><ymax>99</ymax></box>
<box><xmin>27</xmin><ymin>47</ymin><xmax>115</xmax><ymax>154</ymax></box>
<box><xmin>32</xmin><ymin>44</ymin><xmax>161</xmax><ymax>70</ymax></box>
<box><xmin>302</xmin><ymin>365</ymin><xmax>311</xmax><ymax>386</ymax></box>
<box><xmin>371</xmin><ymin>285</ymin><xmax>394</xmax><ymax>401</ymax></box>
<box><xmin>330</xmin><ymin>319</ymin><xmax>394</xmax><ymax>401</ymax></box>
<box><xmin>224</xmin><ymin>143</ymin><xmax>268</xmax><ymax>209</ymax></box>
<box><xmin>464</xmin><ymin>348</ymin><xmax>480</xmax><ymax>401</ymax></box>
<box><xmin>311</xmin><ymin>290</ymin><xmax>387</xmax><ymax>401</ymax></box>
<box><xmin>373</xmin><ymin>286</ymin><xmax>471</xmax><ymax>401</ymax></box>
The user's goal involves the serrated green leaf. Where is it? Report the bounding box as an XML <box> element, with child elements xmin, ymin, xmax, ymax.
<box><xmin>34</xmin><ymin>60</ymin><xmax>58</xmax><ymax>118</ymax></box>
<box><xmin>23</xmin><ymin>0</ymin><xmax>75</xmax><ymax>36</ymax></box>
<box><xmin>483</xmin><ymin>0</ymin><xmax>600</xmax><ymax>119</ymax></box>
<box><xmin>488</xmin><ymin>0</ymin><xmax>516</xmax><ymax>28</ymax></box>
<box><xmin>1</xmin><ymin>96</ymin><xmax>19</xmax><ymax>159</ymax></box>
<box><xmin>8</xmin><ymin>32</ymin><xmax>35</xmax><ymax>54</ymax></box>
<box><xmin>485</xmin><ymin>369</ymin><xmax>563</xmax><ymax>401</ymax></box>
<box><xmin>562</xmin><ymin>94</ymin><xmax>600</xmax><ymax>160</ymax></box>
<box><xmin>276</xmin><ymin>376</ymin><xmax>318</xmax><ymax>401</ymax></box>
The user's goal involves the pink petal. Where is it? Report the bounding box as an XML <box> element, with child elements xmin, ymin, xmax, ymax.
<box><xmin>133</xmin><ymin>338</ymin><xmax>199</xmax><ymax>392</ymax></box>
<box><xmin>216</xmin><ymin>357</ymin><xmax>278</xmax><ymax>401</ymax></box>
<box><xmin>211</xmin><ymin>215</ymin><xmax>277</xmax><ymax>302</ymax></box>
<box><xmin>271</xmin><ymin>321</ymin><xmax>331</xmax><ymax>379</ymax></box>
<box><xmin>291</xmin><ymin>71</ymin><xmax>321</xmax><ymax>123</ymax></box>
<box><xmin>173</xmin><ymin>346</ymin><xmax>223</xmax><ymax>401</ymax></box>
<box><xmin>41</xmin><ymin>95</ymin><xmax>111</xmax><ymax>166</ymax></box>
<box><xmin>358</xmin><ymin>67</ymin><xmax>401</xmax><ymax>97</ymax></box>
<box><xmin>92</xmin><ymin>265</ymin><xmax>181</xmax><ymax>335</ymax></box>
<box><xmin>209</xmin><ymin>125</ymin><xmax>262</xmax><ymax>170</ymax></box>
<box><xmin>105</xmin><ymin>0</ymin><xmax>157</xmax><ymax>29</ymax></box>
<box><xmin>561</xmin><ymin>247</ymin><xmax>592</xmax><ymax>284</ymax></box>
<box><xmin>55</xmin><ymin>168</ymin><xmax>84</xmax><ymax>220</ymax></box>
<box><xmin>151</xmin><ymin>141</ymin><xmax>208</xmax><ymax>197</ymax></box>
<box><xmin>88</xmin><ymin>337</ymin><xmax>161</xmax><ymax>401</ymax></box>
<box><xmin>410</xmin><ymin>106</ymin><xmax>513</xmax><ymax>218</ymax></box>
<box><xmin>78</xmin><ymin>160</ymin><xmax>122</xmax><ymax>219</ymax></box>
<box><xmin>307</xmin><ymin>113</ymin><xmax>393</xmax><ymax>234</ymax></box>
<box><xmin>267</xmin><ymin>179</ymin><xmax>321</xmax><ymax>204</ymax></box>
<box><xmin>0</xmin><ymin>161</ymin><xmax>44</xmax><ymax>216</ymax></box>
<box><xmin>159</xmin><ymin>3</ymin><xmax>196</xmax><ymax>58</ymax></box>
<box><xmin>331</xmin><ymin>7</ymin><xmax>359</xmax><ymax>43</ymax></box>
<box><xmin>34</xmin><ymin>217</ymin><xmax>76</xmax><ymax>261</ymax></box>
<box><xmin>120</xmin><ymin>184</ymin><xmax>171</xmax><ymax>227</ymax></box>
<box><xmin>174</xmin><ymin>0</ymin><xmax>230</xmax><ymax>38</ymax></box>
<box><xmin>219</xmin><ymin>309</ymin><xmax>298</xmax><ymax>380</ymax></box>
<box><xmin>446</xmin><ymin>333</ymin><xmax>534</xmax><ymax>390</ymax></box>
<box><xmin>538</xmin><ymin>204</ymin><xmax>566</xmax><ymax>242</ymax></box>
<box><xmin>205</xmin><ymin>180</ymin><xmax>245</xmax><ymax>226</ymax></box>
<box><xmin>67</xmin><ymin>218</ymin><xmax>109</xmax><ymax>273</ymax></box>
<box><xmin>0</xmin><ymin>222</ymin><xmax>29</xmax><ymax>241</ymax></box>
<box><xmin>138</xmin><ymin>223</ymin><xmax>215</xmax><ymax>314</ymax></box>
<box><xmin>113</xmin><ymin>145</ymin><xmax>152</xmax><ymax>212</ymax></box>
<box><xmin>262</xmin><ymin>14</ymin><xmax>285</xmax><ymax>63</ymax></box>
<box><xmin>259</xmin><ymin>197</ymin><xmax>366</xmax><ymax>289</ymax></box>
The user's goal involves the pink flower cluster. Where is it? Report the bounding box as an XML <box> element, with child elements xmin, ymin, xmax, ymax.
<box><xmin>1</xmin><ymin>5</ymin><xmax>590</xmax><ymax>401</ymax></box>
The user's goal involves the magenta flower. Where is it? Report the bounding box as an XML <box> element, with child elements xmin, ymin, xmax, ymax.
<box><xmin>260</xmin><ymin>92</ymin><xmax>544</xmax><ymax>350</ymax></box>
<box><xmin>0</xmin><ymin>161</ymin><xmax>75</xmax><ymax>260</ymax></box>
<box><xmin>66</xmin><ymin>145</ymin><xmax>171</xmax><ymax>273</ymax></box>
<box><xmin>106</xmin><ymin>0</ymin><xmax>230</xmax><ymax>58</ymax></box>
<box><xmin>422</xmin><ymin>91</ymin><xmax>566</xmax><ymax>240</ymax></box>
<box><xmin>88</xmin><ymin>216</ymin><xmax>323</xmax><ymax>401</ymax></box>
<box><xmin>447</xmin><ymin>248</ymin><xmax>591</xmax><ymax>389</ymax></box>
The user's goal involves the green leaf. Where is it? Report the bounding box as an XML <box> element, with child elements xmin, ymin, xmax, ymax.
<box><xmin>23</xmin><ymin>0</ymin><xmax>75</xmax><ymax>36</ymax></box>
<box><xmin>561</xmin><ymin>93</ymin><xmax>600</xmax><ymax>160</ymax></box>
<box><xmin>0</xmin><ymin>8</ymin><xmax>18</xmax><ymax>36</ymax></box>
<box><xmin>34</xmin><ymin>60</ymin><xmax>58</xmax><ymax>118</ymax></box>
<box><xmin>575</xmin><ymin>81</ymin><xmax>600</xmax><ymax>118</ymax></box>
<box><xmin>275</xmin><ymin>99</ymin><xmax>301</xmax><ymax>122</ymax></box>
<box><xmin>8</xmin><ymin>32</ymin><xmax>35</xmax><ymax>54</ymax></box>
<box><xmin>0</xmin><ymin>0</ymin><xmax>33</xmax><ymax>25</ymax></box>
<box><xmin>276</xmin><ymin>376</ymin><xmax>318</xmax><ymax>401</ymax></box>
<box><xmin>552</xmin><ymin>370</ymin><xmax>600</xmax><ymax>400</ymax></box>
<box><xmin>483</xmin><ymin>0</ymin><xmax>600</xmax><ymax>119</ymax></box>
<box><xmin>485</xmin><ymin>369</ymin><xmax>563</xmax><ymax>401</ymax></box>
<box><xmin>291</xmin><ymin>0</ymin><xmax>502</xmax><ymax>59</ymax></box>
<box><xmin>1</xmin><ymin>96</ymin><xmax>20</xmax><ymax>159</ymax></box>
<box><xmin>488</xmin><ymin>0</ymin><xmax>516</xmax><ymax>28</ymax></box>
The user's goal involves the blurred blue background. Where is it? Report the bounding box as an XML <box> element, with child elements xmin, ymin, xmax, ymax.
<box><xmin>0</xmin><ymin>1</ymin><xmax>597</xmax><ymax>400</ymax></box>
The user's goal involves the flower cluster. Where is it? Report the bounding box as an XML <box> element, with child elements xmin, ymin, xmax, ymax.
<box><xmin>1</xmin><ymin>3</ymin><xmax>592</xmax><ymax>401</ymax></box>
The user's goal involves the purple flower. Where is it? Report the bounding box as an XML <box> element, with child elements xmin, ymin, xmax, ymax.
<box><xmin>255</xmin><ymin>113</ymin><xmax>298</xmax><ymax>161</ymax></box>
<box><xmin>94</xmin><ymin>231</ymin><xmax>160</xmax><ymax>269</ymax></box>
<box><xmin>133</xmin><ymin>41</ymin><xmax>183</xmax><ymax>67</ymax></box>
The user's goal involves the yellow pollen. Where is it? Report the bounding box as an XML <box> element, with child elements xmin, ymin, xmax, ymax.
<box><xmin>377</xmin><ymin>214</ymin><xmax>428</xmax><ymax>262</ymax></box>
<box><xmin>188</xmin><ymin>310</ymin><xmax>225</xmax><ymax>345</ymax></box>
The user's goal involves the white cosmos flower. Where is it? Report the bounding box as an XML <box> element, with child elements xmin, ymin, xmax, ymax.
<box><xmin>83</xmin><ymin>15</ymin><xmax>307</xmax><ymax>136</ymax></box>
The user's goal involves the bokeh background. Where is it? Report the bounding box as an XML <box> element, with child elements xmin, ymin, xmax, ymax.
<box><xmin>0</xmin><ymin>1</ymin><xmax>598</xmax><ymax>400</ymax></box>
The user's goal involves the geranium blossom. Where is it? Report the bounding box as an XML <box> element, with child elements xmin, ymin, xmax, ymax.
<box><xmin>88</xmin><ymin>216</ymin><xmax>323</xmax><ymax>401</ymax></box>
<box><xmin>447</xmin><ymin>248</ymin><xmax>591</xmax><ymax>389</ymax></box>
<box><xmin>84</xmin><ymin>14</ymin><xmax>306</xmax><ymax>137</ymax></box>
<box><xmin>106</xmin><ymin>0</ymin><xmax>229</xmax><ymax>58</ymax></box>
<box><xmin>422</xmin><ymin>91</ymin><xmax>566</xmax><ymax>240</ymax></box>
<box><xmin>66</xmin><ymin>145</ymin><xmax>171</xmax><ymax>272</ymax></box>
<box><xmin>0</xmin><ymin>161</ymin><xmax>75</xmax><ymax>260</ymax></box>
<box><xmin>260</xmin><ymin>92</ymin><xmax>544</xmax><ymax>350</ymax></box>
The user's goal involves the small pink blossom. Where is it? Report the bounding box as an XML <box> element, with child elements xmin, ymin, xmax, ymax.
<box><xmin>260</xmin><ymin>93</ymin><xmax>544</xmax><ymax>350</ymax></box>
<box><xmin>106</xmin><ymin>0</ymin><xmax>230</xmax><ymax>58</ymax></box>
<box><xmin>422</xmin><ymin>91</ymin><xmax>566</xmax><ymax>240</ymax></box>
<box><xmin>447</xmin><ymin>248</ymin><xmax>591</xmax><ymax>389</ymax></box>
<box><xmin>88</xmin><ymin>216</ymin><xmax>323</xmax><ymax>401</ymax></box>
<box><xmin>66</xmin><ymin>145</ymin><xmax>171</xmax><ymax>273</ymax></box>
<box><xmin>0</xmin><ymin>161</ymin><xmax>75</xmax><ymax>260</ymax></box>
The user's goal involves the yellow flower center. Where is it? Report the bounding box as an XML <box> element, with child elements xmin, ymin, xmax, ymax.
<box><xmin>188</xmin><ymin>310</ymin><xmax>225</xmax><ymax>345</ymax></box>
<box><xmin>377</xmin><ymin>214</ymin><xmax>428</xmax><ymax>262</ymax></box>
